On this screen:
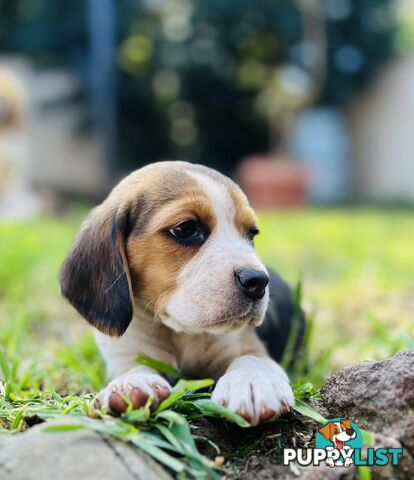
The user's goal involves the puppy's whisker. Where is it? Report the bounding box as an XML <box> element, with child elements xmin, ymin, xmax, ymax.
<box><xmin>104</xmin><ymin>271</ymin><xmax>126</xmax><ymax>294</ymax></box>
<box><xmin>153</xmin><ymin>286</ymin><xmax>176</xmax><ymax>317</ymax></box>
<box><xmin>143</xmin><ymin>285</ymin><xmax>176</xmax><ymax>313</ymax></box>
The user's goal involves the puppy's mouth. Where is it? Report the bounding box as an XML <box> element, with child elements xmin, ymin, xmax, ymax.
<box><xmin>210</xmin><ymin>304</ymin><xmax>262</xmax><ymax>327</ymax></box>
<box><xmin>161</xmin><ymin>302</ymin><xmax>265</xmax><ymax>334</ymax></box>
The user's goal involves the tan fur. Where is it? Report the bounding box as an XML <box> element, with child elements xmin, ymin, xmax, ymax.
<box><xmin>228</xmin><ymin>184</ymin><xmax>259</xmax><ymax>237</ymax></box>
<box><xmin>126</xmin><ymin>181</ymin><xmax>216</xmax><ymax>315</ymax></box>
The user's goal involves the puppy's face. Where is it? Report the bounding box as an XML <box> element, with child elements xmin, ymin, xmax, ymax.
<box><xmin>60</xmin><ymin>162</ymin><xmax>269</xmax><ymax>336</ymax></box>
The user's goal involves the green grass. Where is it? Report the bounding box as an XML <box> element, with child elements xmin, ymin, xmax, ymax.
<box><xmin>257</xmin><ymin>208</ymin><xmax>414</xmax><ymax>384</ymax></box>
<box><xmin>0</xmin><ymin>207</ymin><xmax>413</xmax><ymax>478</ymax></box>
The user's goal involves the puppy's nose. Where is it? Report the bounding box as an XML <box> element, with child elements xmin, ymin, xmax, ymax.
<box><xmin>235</xmin><ymin>269</ymin><xmax>269</xmax><ymax>300</ymax></box>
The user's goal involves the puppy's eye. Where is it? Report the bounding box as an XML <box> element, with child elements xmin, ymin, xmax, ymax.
<box><xmin>248</xmin><ymin>227</ymin><xmax>259</xmax><ymax>241</ymax></box>
<box><xmin>168</xmin><ymin>220</ymin><xmax>206</xmax><ymax>245</ymax></box>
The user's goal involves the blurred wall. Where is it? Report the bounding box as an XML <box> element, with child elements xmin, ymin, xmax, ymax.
<box><xmin>351</xmin><ymin>56</ymin><xmax>414</xmax><ymax>203</ymax></box>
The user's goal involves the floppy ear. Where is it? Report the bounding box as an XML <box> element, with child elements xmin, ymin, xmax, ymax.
<box><xmin>60</xmin><ymin>203</ymin><xmax>134</xmax><ymax>336</ymax></box>
<box><xmin>342</xmin><ymin>419</ymin><xmax>352</xmax><ymax>430</ymax></box>
<box><xmin>319</xmin><ymin>423</ymin><xmax>334</xmax><ymax>441</ymax></box>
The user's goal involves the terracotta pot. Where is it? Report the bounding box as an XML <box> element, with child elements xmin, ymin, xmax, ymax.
<box><xmin>236</xmin><ymin>155</ymin><xmax>310</xmax><ymax>209</ymax></box>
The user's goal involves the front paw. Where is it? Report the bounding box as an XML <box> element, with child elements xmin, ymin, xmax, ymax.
<box><xmin>211</xmin><ymin>369</ymin><xmax>294</xmax><ymax>426</ymax></box>
<box><xmin>97</xmin><ymin>369</ymin><xmax>171</xmax><ymax>415</ymax></box>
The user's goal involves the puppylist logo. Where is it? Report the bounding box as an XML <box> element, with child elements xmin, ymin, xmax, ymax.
<box><xmin>283</xmin><ymin>418</ymin><xmax>403</xmax><ymax>468</ymax></box>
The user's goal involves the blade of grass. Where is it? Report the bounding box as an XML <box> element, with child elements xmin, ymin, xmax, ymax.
<box><xmin>130</xmin><ymin>434</ymin><xmax>188</xmax><ymax>473</ymax></box>
<box><xmin>43</xmin><ymin>424</ymin><xmax>87</xmax><ymax>432</ymax></box>
<box><xmin>157</xmin><ymin>379</ymin><xmax>214</xmax><ymax>412</ymax></box>
<box><xmin>0</xmin><ymin>349</ymin><xmax>11</xmax><ymax>383</ymax></box>
<box><xmin>358</xmin><ymin>466</ymin><xmax>372</xmax><ymax>480</ymax></box>
<box><xmin>136</xmin><ymin>356</ymin><xmax>189</xmax><ymax>380</ymax></box>
<box><xmin>281</xmin><ymin>280</ymin><xmax>304</xmax><ymax>370</ymax></box>
<box><xmin>291</xmin><ymin>399</ymin><xmax>327</xmax><ymax>424</ymax></box>
<box><xmin>191</xmin><ymin>399</ymin><xmax>250</xmax><ymax>427</ymax></box>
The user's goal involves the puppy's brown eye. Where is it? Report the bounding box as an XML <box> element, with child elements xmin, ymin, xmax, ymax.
<box><xmin>248</xmin><ymin>227</ymin><xmax>259</xmax><ymax>241</ymax></box>
<box><xmin>168</xmin><ymin>220</ymin><xmax>207</xmax><ymax>246</ymax></box>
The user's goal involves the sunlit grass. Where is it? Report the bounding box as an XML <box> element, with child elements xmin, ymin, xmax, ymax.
<box><xmin>256</xmin><ymin>208</ymin><xmax>414</xmax><ymax>375</ymax></box>
<box><xmin>0</xmin><ymin>207</ymin><xmax>412</xmax><ymax>478</ymax></box>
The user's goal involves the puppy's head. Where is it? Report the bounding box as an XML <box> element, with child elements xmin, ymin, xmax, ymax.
<box><xmin>60</xmin><ymin>161</ymin><xmax>269</xmax><ymax>336</ymax></box>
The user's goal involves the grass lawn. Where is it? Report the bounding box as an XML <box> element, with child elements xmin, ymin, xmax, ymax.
<box><xmin>0</xmin><ymin>207</ymin><xmax>413</xmax><ymax>477</ymax></box>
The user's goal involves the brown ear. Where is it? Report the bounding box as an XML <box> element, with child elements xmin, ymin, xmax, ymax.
<box><xmin>60</xmin><ymin>203</ymin><xmax>134</xmax><ymax>336</ymax></box>
<box><xmin>342</xmin><ymin>419</ymin><xmax>352</xmax><ymax>430</ymax></box>
<box><xmin>319</xmin><ymin>423</ymin><xmax>334</xmax><ymax>441</ymax></box>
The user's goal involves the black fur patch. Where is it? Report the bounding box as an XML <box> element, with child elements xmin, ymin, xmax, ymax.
<box><xmin>60</xmin><ymin>207</ymin><xmax>133</xmax><ymax>336</ymax></box>
<box><xmin>256</xmin><ymin>268</ymin><xmax>305</xmax><ymax>363</ymax></box>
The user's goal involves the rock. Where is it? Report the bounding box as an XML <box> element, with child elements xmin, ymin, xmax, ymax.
<box><xmin>317</xmin><ymin>349</ymin><xmax>414</xmax><ymax>479</ymax></box>
<box><xmin>0</xmin><ymin>418</ymin><xmax>172</xmax><ymax>480</ymax></box>
<box><xmin>296</xmin><ymin>463</ymin><xmax>356</xmax><ymax>480</ymax></box>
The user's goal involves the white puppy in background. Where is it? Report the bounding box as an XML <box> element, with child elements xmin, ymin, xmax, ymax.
<box><xmin>0</xmin><ymin>66</ymin><xmax>38</xmax><ymax>218</ymax></box>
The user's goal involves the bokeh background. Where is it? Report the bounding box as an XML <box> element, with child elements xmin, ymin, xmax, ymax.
<box><xmin>0</xmin><ymin>0</ymin><xmax>413</xmax><ymax>388</ymax></box>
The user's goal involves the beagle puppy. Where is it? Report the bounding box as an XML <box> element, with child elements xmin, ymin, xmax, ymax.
<box><xmin>60</xmin><ymin>161</ymin><xmax>302</xmax><ymax>426</ymax></box>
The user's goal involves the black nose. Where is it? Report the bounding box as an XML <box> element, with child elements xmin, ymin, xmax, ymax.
<box><xmin>235</xmin><ymin>269</ymin><xmax>269</xmax><ymax>300</ymax></box>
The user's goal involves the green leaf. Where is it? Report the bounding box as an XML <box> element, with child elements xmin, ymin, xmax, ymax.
<box><xmin>0</xmin><ymin>349</ymin><xmax>11</xmax><ymax>383</ymax></box>
<box><xmin>157</xmin><ymin>379</ymin><xmax>214</xmax><ymax>412</ymax></box>
<box><xmin>82</xmin><ymin>417</ymin><xmax>139</xmax><ymax>440</ymax></box>
<box><xmin>156</xmin><ymin>423</ymin><xmax>185</xmax><ymax>451</ymax></box>
<box><xmin>155</xmin><ymin>409</ymin><xmax>187</xmax><ymax>425</ymax></box>
<box><xmin>11</xmin><ymin>407</ymin><xmax>25</xmax><ymax>431</ymax></box>
<box><xmin>122</xmin><ymin>394</ymin><xmax>152</xmax><ymax>422</ymax></box>
<box><xmin>281</xmin><ymin>279</ymin><xmax>304</xmax><ymax>369</ymax></box>
<box><xmin>191</xmin><ymin>399</ymin><xmax>250</xmax><ymax>427</ymax></box>
<box><xmin>130</xmin><ymin>434</ymin><xmax>187</xmax><ymax>473</ymax></box>
<box><xmin>358</xmin><ymin>466</ymin><xmax>372</xmax><ymax>480</ymax></box>
<box><xmin>292</xmin><ymin>399</ymin><xmax>327</xmax><ymax>424</ymax></box>
<box><xmin>43</xmin><ymin>424</ymin><xmax>86</xmax><ymax>432</ymax></box>
<box><xmin>136</xmin><ymin>356</ymin><xmax>188</xmax><ymax>379</ymax></box>
<box><xmin>361</xmin><ymin>429</ymin><xmax>375</xmax><ymax>447</ymax></box>
<box><xmin>155</xmin><ymin>417</ymin><xmax>220</xmax><ymax>479</ymax></box>
<box><xmin>293</xmin><ymin>382</ymin><xmax>316</xmax><ymax>400</ymax></box>
<box><xmin>122</xmin><ymin>405</ymin><xmax>151</xmax><ymax>423</ymax></box>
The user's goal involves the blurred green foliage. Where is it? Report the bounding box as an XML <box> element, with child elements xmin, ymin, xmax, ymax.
<box><xmin>0</xmin><ymin>0</ymin><xmax>398</xmax><ymax>172</ymax></box>
<box><xmin>257</xmin><ymin>208</ymin><xmax>414</xmax><ymax>382</ymax></box>
<box><xmin>0</xmin><ymin>207</ymin><xmax>412</xmax><ymax>391</ymax></box>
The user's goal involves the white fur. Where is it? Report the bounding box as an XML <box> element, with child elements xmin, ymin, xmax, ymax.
<box><xmin>211</xmin><ymin>355</ymin><xmax>294</xmax><ymax>426</ymax></box>
<box><xmin>97</xmin><ymin>365</ymin><xmax>171</xmax><ymax>410</ymax></box>
<box><xmin>164</xmin><ymin>171</ymin><xmax>269</xmax><ymax>333</ymax></box>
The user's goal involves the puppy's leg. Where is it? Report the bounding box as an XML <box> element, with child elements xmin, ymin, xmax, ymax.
<box><xmin>210</xmin><ymin>329</ymin><xmax>294</xmax><ymax>426</ymax></box>
<box><xmin>95</xmin><ymin>319</ymin><xmax>175</xmax><ymax>414</ymax></box>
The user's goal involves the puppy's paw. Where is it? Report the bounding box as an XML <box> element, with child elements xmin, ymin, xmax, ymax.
<box><xmin>97</xmin><ymin>370</ymin><xmax>171</xmax><ymax>415</ymax></box>
<box><xmin>211</xmin><ymin>368</ymin><xmax>294</xmax><ymax>426</ymax></box>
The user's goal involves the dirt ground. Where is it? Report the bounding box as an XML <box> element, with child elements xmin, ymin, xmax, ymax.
<box><xmin>194</xmin><ymin>412</ymin><xmax>317</xmax><ymax>479</ymax></box>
